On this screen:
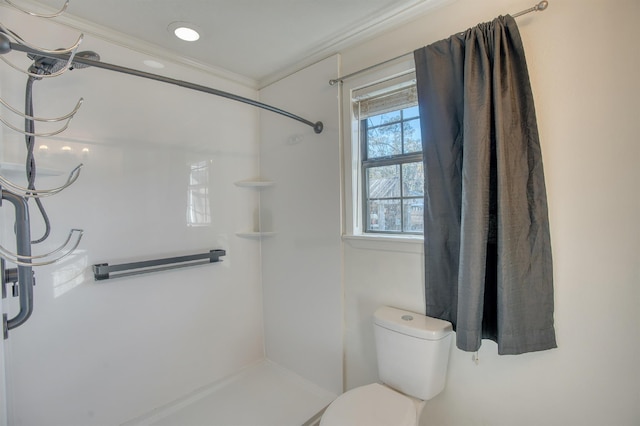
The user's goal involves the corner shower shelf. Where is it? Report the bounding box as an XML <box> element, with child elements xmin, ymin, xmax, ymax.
<box><xmin>235</xmin><ymin>178</ymin><xmax>275</xmax><ymax>238</ymax></box>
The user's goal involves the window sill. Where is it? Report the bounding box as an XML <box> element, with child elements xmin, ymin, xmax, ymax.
<box><xmin>342</xmin><ymin>234</ymin><xmax>424</xmax><ymax>254</ymax></box>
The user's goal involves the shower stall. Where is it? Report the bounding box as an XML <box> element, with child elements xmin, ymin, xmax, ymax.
<box><xmin>0</xmin><ymin>4</ymin><xmax>341</xmax><ymax>425</ymax></box>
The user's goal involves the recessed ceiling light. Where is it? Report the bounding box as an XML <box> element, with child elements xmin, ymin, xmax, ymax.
<box><xmin>168</xmin><ymin>22</ymin><xmax>200</xmax><ymax>42</ymax></box>
<box><xmin>175</xmin><ymin>27</ymin><xmax>200</xmax><ymax>41</ymax></box>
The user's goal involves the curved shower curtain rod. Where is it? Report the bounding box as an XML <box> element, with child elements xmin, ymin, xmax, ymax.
<box><xmin>0</xmin><ymin>34</ymin><xmax>324</xmax><ymax>134</ymax></box>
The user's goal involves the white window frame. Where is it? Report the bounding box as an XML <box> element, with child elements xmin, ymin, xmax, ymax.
<box><xmin>341</xmin><ymin>58</ymin><xmax>423</xmax><ymax>246</ymax></box>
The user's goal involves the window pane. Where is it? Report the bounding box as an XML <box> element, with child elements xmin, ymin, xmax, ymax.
<box><xmin>403</xmin><ymin>118</ymin><xmax>422</xmax><ymax>154</ymax></box>
<box><xmin>367</xmin><ymin>165</ymin><xmax>400</xmax><ymax>199</ymax></box>
<box><xmin>402</xmin><ymin>105</ymin><xmax>419</xmax><ymax>119</ymax></box>
<box><xmin>402</xmin><ymin>162</ymin><xmax>424</xmax><ymax>197</ymax></box>
<box><xmin>368</xmin><ymin>199</ymin><xmax>402</xmax><ymax>232</ymax></box>
<box><xmin>403</xmin><ymin>199</ymin><xmax>424</xmax><ymax>232</ymax></box>
<box><xmin>367</xmin><ymin>123</ymin><xmax>401</xmax><ymax>159</ymax></box>
<box><xmin>366</xmin><ymin>110</ymin><xmax>401</xmax><ymax>128</ymax></box>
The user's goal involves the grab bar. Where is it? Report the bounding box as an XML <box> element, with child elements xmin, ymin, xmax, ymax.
<box><xmin>1</xmin><ymin>189</ymin><xmax>34</xmax><ymax>339</ymax></box>
<box><xmin>92</xmin><ymin>249</ymin><xmax>226</xmax><ymax>281</ymax></box>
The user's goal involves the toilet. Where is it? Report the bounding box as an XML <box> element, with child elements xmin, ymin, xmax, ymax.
<box><xmin>320</xmin><ymin>306</ymin><xmax>453</xmax><ymax>426</ymax></box>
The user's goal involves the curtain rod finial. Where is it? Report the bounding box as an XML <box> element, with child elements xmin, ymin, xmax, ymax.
<box><xmin>0</xmin><ymin>33</ymin><xmax>11</xmax><ymax>54</ymax></box>
<box><xmin>314</xmin><ymin>121</ymin><xmax>324</xmax><ymax>134</ymax></box>
<box><xmin>536</xmin><ymin>1</ymin><xmax>549</xmax><ymax>12</ymax></box>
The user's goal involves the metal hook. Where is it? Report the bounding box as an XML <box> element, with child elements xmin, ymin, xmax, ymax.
<box><xmin>0</xmin><ymin>228</ymin><xmax>83</xmax><ymax>267</ymax></box>
<box><xmin>0</xmin><ymin>96</ymin><xmax>83</xmax><ymax>123</ymax></box>
<box><xmin>0</xmin><ymin>47</ymin><xmax>80</xmax><ymax>79</ymax></box>
<box><xmin>0</xmin><ymin>22</ymin><xmax>83</xmax><ymax>55</ymax></box>
<box><xmin>0</xmin><ymin>111</ymin><xmax>76</xmax><ymax>137</ymax></box>
<box><xmin>0</xmin><ymin>164</ymin><xmax>83</xmax><ymax>198</ymax></box>
<box><xmin>0</xmin><ymin>23</ymin><xmax>83</xmax><ymax>79</ymax></box>
<box><xmin>4</xmin><ymin>0</ymin><xmax>69</xmax><ymax>19</ymax></box>
<box><xmin>0</xmin><ymin>96</ymin><xmax>83</xmax><ymax>137</ymax></box>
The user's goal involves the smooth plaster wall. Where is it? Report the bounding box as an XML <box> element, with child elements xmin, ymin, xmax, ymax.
<box><xmin>340</xmin><ymin>0</ymin><xmax>640</xmax><ymax>425</ymax></box>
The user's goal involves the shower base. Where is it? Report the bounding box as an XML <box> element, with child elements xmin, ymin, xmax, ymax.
<box><xmin>122</xmin><ymin>359</ymin><xmax>336</xmax><ymax>426</ymax></box>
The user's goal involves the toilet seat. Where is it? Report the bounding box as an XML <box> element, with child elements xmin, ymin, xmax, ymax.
<box><xmin>320</xmin><ymin>383</ymin><xmax>417</xmax><ymax>426</ymax></box>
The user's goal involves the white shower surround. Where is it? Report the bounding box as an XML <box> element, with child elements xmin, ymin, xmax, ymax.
<box><xmin>0</xmin><ymin>7</ymin><xmax>341</xmax><ymax>425</ymax></box>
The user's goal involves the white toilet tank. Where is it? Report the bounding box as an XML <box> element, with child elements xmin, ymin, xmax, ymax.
<box><xmin>374</xmin><ymin>306</ymin><xmax>453</xmax><ymax>401</ymax></box>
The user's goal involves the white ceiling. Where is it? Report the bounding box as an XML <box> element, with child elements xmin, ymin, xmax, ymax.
<box><xmin>26</xmin><ymin>0</ymin><xmax>445</xmax><ymax>87</ymax></box>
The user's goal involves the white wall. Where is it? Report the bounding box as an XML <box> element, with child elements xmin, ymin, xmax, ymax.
<box><xmin>1</xmin><ymin>7</ymin><xmax>264</xmax><ymax>425</ymax></box>
<box><xmin>259</xmin><ymin>56</ymin><xmax>343</xmax><ymax>396</ymax></box>
<box><xmin>339</xmin><ymin>0</ymin><xmax>640</xmax><ymax>425</ymax></box>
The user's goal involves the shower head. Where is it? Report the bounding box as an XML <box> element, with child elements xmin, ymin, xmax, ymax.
<box><xmin>27</xmin><ymin>50</ymin><xmax>100</xmax><ymax>75</ymax></box>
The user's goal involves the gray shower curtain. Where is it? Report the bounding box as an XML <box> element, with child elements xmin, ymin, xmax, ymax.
<box><xmin>414</xmin><ymin>15</ymin><xmax>556</xmax><ymax>355</ymax></box>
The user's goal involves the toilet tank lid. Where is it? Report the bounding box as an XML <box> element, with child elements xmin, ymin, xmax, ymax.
<box><xmin>374</xmin><ymin>306</ymin><xmax>452</xmax><ymax>340</ymax></box>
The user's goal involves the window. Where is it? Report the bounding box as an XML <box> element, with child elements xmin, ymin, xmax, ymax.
<box><xmin>354</xmin><ymin>73</ymin><xmax>423</xmax><ymax>235</ymax></box>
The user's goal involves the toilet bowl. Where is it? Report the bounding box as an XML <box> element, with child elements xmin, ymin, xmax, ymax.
<box><xmin>320</xmin><ymin>306</ymin><xmax>453</xmax><ymax>426</ymax></box>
